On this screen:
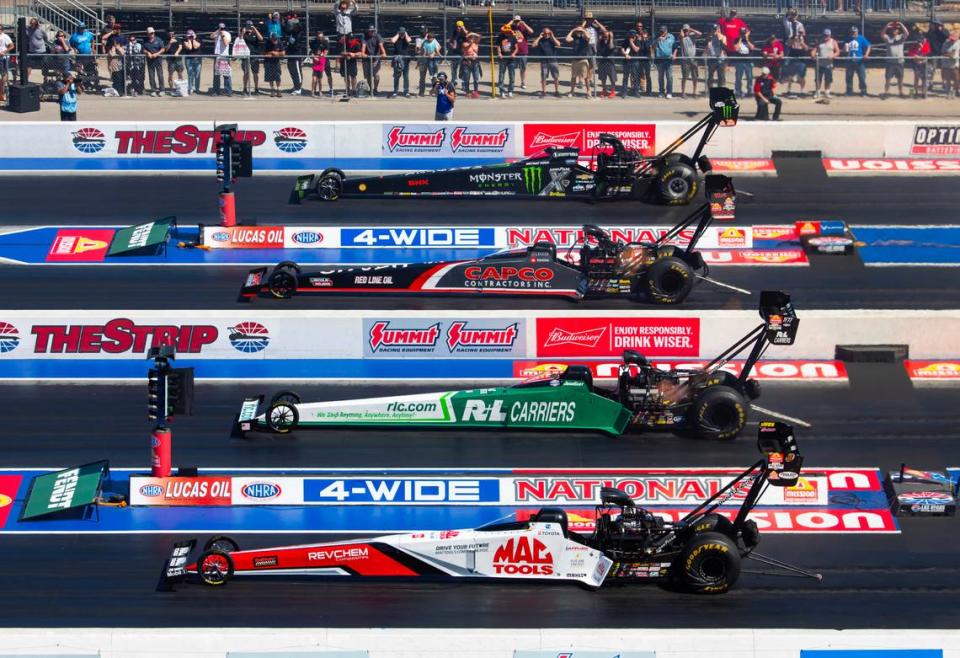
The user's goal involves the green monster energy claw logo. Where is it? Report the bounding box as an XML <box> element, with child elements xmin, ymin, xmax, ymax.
<box><xmin>523</xmin><ymin>165</ymin><xmax>543</xmax><ymax>194</ymax></box>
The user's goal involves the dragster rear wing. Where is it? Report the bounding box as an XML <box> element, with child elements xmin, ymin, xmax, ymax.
<box><xmin>157</xmin><ymin>539</ymin><xmax>197</xmax><ymax>591</ymax></box>
<box><xmin>230</xmin><ymin>395</ymin><xmax>264</xmax><ymax>438</ymax></box>
<box><xmin>648</xmin><ymin>87</ymin><xmax>739</xmax><ymax>170</ymax></box>
<box><xmin>238</xmin><ymin>267</ymin><xmax>268</xmax><ymax>303</ymax></box>
<box><xmin>289</xmin><ymin>174</ymin><xmax>316</xmax><ymax>205</ymax></box>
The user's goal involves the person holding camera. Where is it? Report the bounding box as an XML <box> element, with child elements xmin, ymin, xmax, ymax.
<box><xmin>361</xmin><ymin>25</ymin><xmax>385</xmax><ymax>96</ymax></box>
<box><xmin>880</xmin><ymin>21</ymin><xmax>907</xmax><ymax>98</ymax></box>
<box><xmin>386</xmin><ymin>26</ymin><xmax>413</xmax><ymax>98</ymax></box>
<box><xmin>57</xmin><ymin>71</ymin><xmax>81</xmax><ymax>121</ymax></box>
<box><xmin>433</xmin><ymin>70</ymin><xmax>456</xmax><ymax>120</ymax></box>
<box><xmin>210</xmin><ymin>24</ymin><xmax>233</xmax><ymax>96</ymax></box>
<box><xmin>565</xmin><ymin>24</ymin><xmax>595</xmax><ymax>98</ymax></box>
<box><xmin>182</xmin><ymin>29</ymin><xmax>203</xmax><ymax>95</ymax></box>
<box><xmin>680</xmin><ymin>24</ymin><xmax>703</xmax><ymax>97</ymax></box>
<box><xmin>238</xmin><ymin>21</ymin><xmax>264</xmax><ymax>96</ymax></box>
<box><xmin>497</xmin><ymin>27</ymin><xmax>518</xmax><ymax>97</ymax></box>
<box><xmin>503</xmin><ymin>16</ymin><xmax>534</xmax><ymax>89</ymax></box>
<box><xmin>125</xmin><ymin>33</ymin><xmax>146</xmax><ymax>96</ymax></box>
<box><xmin>532</xmin><ymin>28</ymin><xmax>561</xmax><ymax>97</ymax></box>
<box><xmin>165</xmin><ymin>30</ymin><xmax>184</xmax><ymax>95</ymax></box>
<box><xmin>460</xmin><ymin>32</ymin><xmax>481</xmax><ymax>98</ymax></box>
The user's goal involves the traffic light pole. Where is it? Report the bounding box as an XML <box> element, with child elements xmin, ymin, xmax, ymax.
<box><xmin>148</xmin><ymin>347</ymin><xmax>175</xmax><ymax>478</ymax></box>
<box><xmin>215</xmin><ymin>123</ymin><xmax>253</xmax><ymax>228</ymax></box>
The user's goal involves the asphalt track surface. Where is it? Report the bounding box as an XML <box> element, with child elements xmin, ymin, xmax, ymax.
<box><xmin>1</xmin><ymin>364</ymin><xmax>959</xmax><ymax>628</ymax></box>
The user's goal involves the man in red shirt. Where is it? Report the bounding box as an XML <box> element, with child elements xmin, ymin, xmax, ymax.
<box><xmin>754</xmin><ymin>66</ymin><xmax>782</xmax><ymax>121</ymax></box>
<box><xmin>761</xmin><ymin>34</ymin><xmax>785</xmax><ymax>80</ymax></box>
<box><xmin>718</xmin><ymin>9</ymin><xmax>747</xmax><ymax>54</ymax></box>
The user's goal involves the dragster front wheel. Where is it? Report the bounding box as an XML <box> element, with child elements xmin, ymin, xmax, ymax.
<box><xmin>316</xmin><ymin>171</ymin><xmax>344</xmax><ymax>201</ymax></box>
<box><xmin>197</xmin><ymin>550</ymin><xmax>235</xmax><ymax>586</ymax></box>
<box><xmin>266</xmin><ymin>401</ymin><xmax>300</xmax><ymax>433</ymax></box>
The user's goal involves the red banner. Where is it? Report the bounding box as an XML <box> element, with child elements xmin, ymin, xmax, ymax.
<box><xmin>131</xmin><ymin>476</ymin><xmax>232</xmax><ymax>505</ymax></box>
<box><xmin>536</xmin><ymin>318</ymin><xmax>699</xmax><ymax>358</ymax></box>
<box><xmin>824</xmin><ymin>158</ymin><xmax>960</xmax><ymax>173</ymax></box>
<box><xmin>709</xmin><ymin>158</ymin><xmax>777</xmax><ymax>174</ymax></box>
<box><xmin>203</xmin><ymin>226</ymin><xmax>285</xmax><ymax>249</ymax></box>
<box><xmin>513</xmin><ymin>359</ymin><xmax>848</xmax><ymax>381</ymax></box>
<box><xmin>523</xmin><ymin>123</ymin><xmax>656</xmax><ymax>157</ymax></box>
<box><xmin>46</xmin><ymin>229</ymin><xmax>115</xmax><ymax>262</ymax></box>
<box><xmin>700</xmin><ymin>249</ymin><xmax>808</xmax><ymax>266</ymax></box>
<box><xmin>0</xmin><ymin>475</ymin><xmax>21</xmax><ymax>528</ymax></box>
<box><xmin>905</xmin><ymin>360</ymin><xmax>960</xmax><ymax>381</ymax></box>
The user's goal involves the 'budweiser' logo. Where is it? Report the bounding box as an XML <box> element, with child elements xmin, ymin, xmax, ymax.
<box><xmin>528</xmin><ymin>131</ymin><xmax>580</xmax><ymax>149</ymax></box>
<box><xmin>543</xmin><ymin>326</ymin><xmax>606</xmax><ymax>348</ymax></box>
<box><xmin>451</xmin><ymin>127</ymin><xmax>509</xmax><ymax>152</ymax></box>
<box><xmin>387</xmin><ymin>126</ymin><xmax>445</xmax><ymax>151</ymax></box>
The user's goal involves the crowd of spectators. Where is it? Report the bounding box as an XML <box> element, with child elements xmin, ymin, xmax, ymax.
<box><xmin>2</xmin><ymin>4</ymin><xmax>959</xmax><ymax>110</ymax></box>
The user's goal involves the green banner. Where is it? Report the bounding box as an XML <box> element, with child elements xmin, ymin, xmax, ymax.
<box><xmin>107</xmin><ymin>216</ymin><xmax>174</xmax><ymax>256</ymax></box>
<box><xmin>20</xmin><ymin>461</ymin><xmax>108</xmax><ymax>520</ymax></box>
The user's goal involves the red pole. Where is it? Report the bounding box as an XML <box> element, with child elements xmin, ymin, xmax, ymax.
<box><xmin>151</xmin><ymin>427</ymin><xmax>172</xmax><ymax>478</ymax></box>
<box><xmin>219</xmin><ymin>191</ymin><xmax>237</xmax><ymax>227</ymax></box>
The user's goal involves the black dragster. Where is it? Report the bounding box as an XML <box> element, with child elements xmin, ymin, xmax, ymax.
<box><xmin>242</xmin><ymin>175</ymin><xmax>734</xmax><ymax>304</ymax></box>
<box><xmin>290</xmin><ymin>88</ymin><xmax>739</xmax><ymax>206</ymax></box>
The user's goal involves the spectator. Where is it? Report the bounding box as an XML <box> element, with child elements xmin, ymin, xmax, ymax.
<box><xmin>497</xmin><ymin>28</ymin><xmax>518</xmax><ymax>97</ymax></box>
<box><xmin>503</xmin><ymin>16</ymin><xmax>534</xmax><ymax>90</ymax></box>
<box><xmin>341</xmin><ymin>31</ymin><xmax>363</xmax><ymax>96</ymax></box>
<box><xmin>266</xmin><ymin>12</ymin><xmax>283</xmax><ymax>40</ymax></box>
<box><xmin>943</xmin><ymin>30</ymin><xmax>960</xmax><ymax>99</ymax></box>
<box><xmin>334</xmin><ymin>1</ymin><xmax>358</xmax><ymax>46</ymax></box>
<box><xmin>362</xmin><ymin>25</ymin><xmax>385</xmax><ymax>96</ymax></box>
<box><xmin>125</xmin><ymin>33</ymin><xmax>145</xmax><ymax>96</ymax></box>
<box><xmin>448</xmin><ymin>21</ymin><xmax>469</xmax><ymax>90</ymax></box>
<box><xmin>264</xmin><ymin>34</ymin><xmax>285</xmax><ymax>96</ymax></box>
<box><xmin>239</xmin><ymin>22</ymin><xmax>264</xmax><ymax>96</ymax></box>
<box><xmin>533</xmin><ymin>27</ymin><xmax>561</xmax><ymax>97</ymax></box>
<box><xmin>57</xmin><ymin>70</ymin><xmax>81</xmax><ymax>121</ymax></box>
<box><xmin>653</xmin><ymin>24</ymin><xmax>676</xmax><ymax>98</ymax></box>
<box><xmin>51</xmin><ymin>29</ymin><xmax>72</xmax><ymax>76</ymax></box>
<box><xmin>166</xmin><ymin>31</ymin><xmax>184</xmax><ymax>94</ymax></box>
<box><xmin>705</xmin><ymin>24</ymin><xmax>726</xmax><ymax>91</ymax></box>
<box><xmin>907</xmin><ymin>29</ymin><xmax>930</xmax><ymax>98</ymax></box>
<box><xmin>843</xmin><ymin>25</ymin><xmax>870</xmax><ymax>96</ymax></box>
<box><xmin>434</xmin><ymin>71</ymin><xmax>455</xmax><ymax>120</ymax></box>
<box><xmin>283</xmin><ymin>13</ymin><xmax>306</xmax><ymax>95</ymax></box>
<box><xmin>678</xmin><ymin>25</ymin><xmax>701</xmax><ymax>97</ymax></box>
<box><xmin>565</xmin><ymin>24</ymin><xmax>595</xmax><ymax>98</ymax></box>
<box><xmin>211</xmin><ymin>24</ymin><xmax>233</xmax><ymax>96</ymax></box>
<box><xmin>718</xmin><ymin>9</ymin><xmax>747</xmax><ymax>55</ymax></box>
<box><xmin>753</xmin><ymin>65</ymin><xmax>782</xmax><ymax>120</ymax></box>
<box><xmin>25</xmin><ymin>18</ymin><xmax>47</xmax><ymax>83</ymax></box>
<box><xmin>100</xmin><ymin>15</ymin><xmax>118</xmax><ymax>50</ymax></box>
<box><xmin>597</xmin><ymin>28</ymin><xmax>617</xmax><ymax>98</ymax></box>
<box><xmin>761</xmin><ymin>34</ymin><xmax>785</xmax><ymax>81</ymax></box>
<box><xmin>0</xmin><ymin>24</ymin><xmax>13</xmax><ymax>103</ymax></box>
<box><xmin>812</xmin><ymin>28</ymin><xmax>839</xmax><ymax>101</ymax></box>
<box><xmin>460</xmin><ymin>32</ymin><xmax>481</xmax><ymax>98</ymax></box>
<box><xmin>312</xmin><ymin>31</ymin><xmax>334</xmax><ymax>95</ymax></box>
<box><xmin>637</xmin><ymin>26</ymin><xmax>653</xmax><ymax>95</ymax></box>
<box><xmin>784</xmin><ymin>29</ymin><xmax>809</xmax><ymax>97</ymax></box>
<box><xmin>182</xmin><ymin>30</ymin><xmax>203</xmax><ymax>95</ymax></box>
<box><xmin>387</xmin><ymin>26</ymin><xmax>412</xmax><ymax>98</ymax></box>
<box><xmin>880</xmin><ymin>21</ymin><xmax>907</xmax><ymax>98</ymax></box>
<box><xmin>732</xmin><ymin>27</ymin><xmax>755</xmax><ymax>98</ymax></box>
<box><xmin>927</xmin><ymin>21</ymin><xmax>948</xmax><ymax>93</ymax></box>
<box><xmin>416</xmin><ymin>31</ymin><xmax>441</xmax><ymax>96</ymax></box>
<box><xmin>310</xmin><ymin>36</ymin><xmax>329</xmax><ymax>96</ymax></box>
<box><xmin>143</xmin><ymin>27</ymin><xmax>165</xmax><ymax>96</ymax></box>
<box><xmin>69</xmin><ymin>21</ymin><xmax>96</xmax><ymax>88</ymax></box>
<box><xmin>783</xmin><ymin>8</ymin><xmax>804</xmax><ymax>41</ymax></box>
<box><xmin>105</xmin><ymin>25</ymin><xmax>126</xmax><ymax>96</ymax></box>
<box><xmin>620</xmin><ymin>29</ymin><xmax>642</xmax><ymax>97</ymax></box>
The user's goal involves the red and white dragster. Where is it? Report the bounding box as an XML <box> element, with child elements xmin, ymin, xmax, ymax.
<box><xmin>159</xmin><ymin>423</ymin><xmax>820</xmax><ymax>594</ymax></box>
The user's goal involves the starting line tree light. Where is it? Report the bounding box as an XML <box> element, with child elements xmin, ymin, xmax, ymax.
<box><xmin>147</xmin><ymin>345</ymin><xmax>195</xmax><ymax>478</ymax></box>
<box><xmin>214</xmin><ymin>123</ymin><xmax>253</xmax><ymax>228</ymax></box>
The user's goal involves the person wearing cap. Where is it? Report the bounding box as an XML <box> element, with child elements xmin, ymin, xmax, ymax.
<box><xmin>653</xmin><ymin>24</ymin><xmax>676</xmax><ymax>98</ymax></box>
<box><xmin>416</xmin><ymin>31</ymin><xmax>442</xmax><ymax>97</ymax></box>
<box><xmin>719</xmin><ymin>9</ymin><xmax>747</xmax><ymax>55</ymax></box>
<box><xmin>238</xmin><ymin>22</ymin><xmax>264</xmax><ymax>96</ymax></box>
<box><xmin>182</xmin><ymin>29</ymin><xmax>203</xmax><ymax>94</ymax></box>
<box><xmin>69</xmin><ymin>21</ymin><xmax>96</xmax><ymax>89</ymax></box>
<box><xmin>335</xmin><ymin>0</ymin><xmax>358</xmax><ymax>46</ymax></box>
<box><xmin>341</xmin><ymin>30</ymin><xmax>364</xmax><ymax>96</ymax></box>
<box><xmin>812</xmin><ymin>28</ymin><xmax>839</xmax><ymax>101</ymax></box>
<box><xmin>210</xmin><ymin>23</ymin><xmax>233</xmax><ymax>96</ymax></box>
<box><xmin>386</xmin><ymin>27</ymin><xmax>413</xmax><ymax>97</ymax></box>
<box><xmin>620</xmin><ymin>28</ymin><xmax>642</xmax><ymax>97</ymax></box>
<box><xmin>565</xmin><ymin>24</ymin><xmax>596</xmax><ymax>98</ymax></box>
<box><xmin>533</xmin><ymin>27</ymin><xmax>561</xmax><ymax>97</ymax></box>
<box><xmin>732</xmin><ymin>26</ymin><xmax>756</xmax><ymax>98</ymax></box>
<box><xmin>906</xmin><ymin>27</ymin><xmax>930</xmax><ymax>98</ymax></box>
<box><xmin>502</xmin><ymin>16</ymin><xmax>533</xmax><ymax>90</ymax></box>
<box><xmin>264</xmin><ymin>33</ymin><xmax>285</xmax><ymax>97</ymax></box>
<box><xmin>267</xmin><ymin>12</ymin><xmax>283</xmax><ymax>40</ymax></box>
<box><xmin>143</xmin><ymin>27</ymin><xmax>166</xmax><ymax>96</ymax></box>
<box><xmin>460</xmin><ymin>31</ymin><xmax>482</xmax><ymax>98</ymax></box>
<box><xmin>448</xmin><ymin>21</ymin><xmax>469</xmax><ymax>90</ymax></box>
<box><xmin>282</xmin><ymin>13</ymin><xmax>306</xmax><ymax>95</ymax></box>
<box><xmin>362</xmin><ymin>25</ymin><xmax>385</xmax><ymax>96</ymax></box>
<box><xmin>843</xmin><ymin>25</ymin><xmax>871</xmax><ymax>96</ymax></box>
<box><xmin>433</xmin><ymin>70</ymin><xmax>456</xmax><ymax>120</ymax></box>
<box><xmin>125</xmin><ymin>32</ymin><xmax>146</xmax><ymax>96</ymax></box>
<box><xmin>761</xmin><ymin>33</ymin><xmax>784</xmax><ymax>82</ymax></box>
<box><xmin>679</xmin><ymin>24</ymin><xmax>702</xmax><ymax>97</ymax></box>
<box><xmin>753</xmin><ymin>65</ymin><xmax>782</xmax><ymax>120</ymax></box>
<box><xmin>880</xmin><ymin>21</ymin><xmax>907</xmax><ymax>98</ymax></box>
<box><xmin>57</xmin><ymin>70</ymin><xmax>81</xmax><ymax>121</ymax></box>
<box><xmin>165</xmin><ymin>30</ymin><xmax>185</xmax><ymax>94</ymax></box>
<box><xmin>311</xmin><ymin>30</ymin><xmax>335</xmax><ymax>95</ymax></box>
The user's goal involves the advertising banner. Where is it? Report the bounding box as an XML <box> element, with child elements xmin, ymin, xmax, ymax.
<box><xmin>46</xmin><ymin>229</ymin><xmax>116</xmax><ymax>263</ymax></box>
<box><xmin>910</xmin><ymin>125</ymin><xmax>960</xmax><ymax>156</ymax></box>
<box><xmin>0</xmin><ymin>475</ymin><xmax>22</xmax><ymax>528</ymax></box>
<box><xmin>203</xmin><ymin>226</ymin><xmax>286</xmax><ymax>249</ymax></box>
<box><xmin>107</xmin><ymin>217</ymin><xmax>174</xmax><ymax>256</ymax></box>
<box><xmin>536</xmin><ymin>317</ymin><xmax>699</xmax><ymax>358</ymax></box>
<box><xmin>513</xmin><ymin>359</ymin><xmax>849</xmax><ymax>382</ymax></box>
<box><xmin>498</xmin><ymin>225</ymin><xmax>753</xmax><ymax>250</ymax></box>
<box><xmin>905</xmin><ymin>360</ymin><xmax>960</xmax><ymax>382</ymax></box>
<box><xmin>130</xmin><ymin>476</ymin><xmax>233</xmax><ymax>505</ymax></box>
<box><xmin>382</xmin><ymin>124</ymin><xmax>515</xmax><ymax>157</ymax></box>
<box><xmin>515</xmin><ymin>652</ymin><xmax>655</xmax><ymax>658</ymax></box>
<box><xmin>824</xmin><ymin>158</ymin><xmax>960</xmax><ymax>174</ymax></box>
<box><xmin>363</xmin><ymin>318</ymin><xmax>526</xmax><ymax>358</ymax></box>
<box><xmin>20</xmin><ymin>461</ymin><xmax>107</xmax><ymax>519</ymax></box>
<box><xmin>342</xmin><ymin>227</ymin><xmax>497</xmax><ymax>249</ymax></box>
<box><xmin>230</xmin><ymin>477</ymin><xmax>306</xmax><ymax>505</ymax></box>
<box><xmin>523</xmin><ymin>123</ymin><xmax>656</xmax><ymax>157</ymax></box>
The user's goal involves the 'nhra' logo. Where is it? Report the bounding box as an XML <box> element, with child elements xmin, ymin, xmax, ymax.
<box><xmin>228</xmin><ymin>321</ymin><xmax>270</xmax><ymax>353</ymax></box>
<box><xmin>211</xmin><ymin>231</ymin><xmax>230</xmax><ymax>242</ymax></box>
<box><xmin>291</xmin><ymin>231</ymin><xmax>323</xmax><ymax>245</ymax></box>
<box><xmin>492</xmin><ymin>536</ymin><xmax>554</xmax><ymax>575</ymax></box>
<box><xmin>387</xmin><ymin>126</ymin><xmax>445</xmax><ymax>151</ymax></box>
<box><xmin>368</xmin><ymin>321</ymin><xmax>440</xmax><ymax>352</ymax></box>
<box><xmin>139</xmin><ymin>484</ymin><xmax>164</xmax><ymax>497</ymax></box>
<box><xmin>450</xmin><ymin>126</ymin><xmax>509</xmax><ymax>152</ymax></box>
<box><xmin>72</xmin><ymin>128</ymin><xmax>107</xmax><ymax>154</ymax></box>
<box><xmin>0</xmin><ymin>322</ymin><xmax>20</xmax><ymax>354</ymax></box>
<box><xmin>274</xmin><ymin>127</ymin><xmax>308</xmax><ymax>153</ymax></box>
<box><xmin>241</xmin><ymin>482</ymin><xmax>282</xmax><ymax>499</ymax></box>
<box><xmin>446</xmin><ymin>321</ymin><xmax>518</xmax><ymax>351</ymax></box>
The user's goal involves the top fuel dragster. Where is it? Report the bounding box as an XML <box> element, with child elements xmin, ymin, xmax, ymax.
<box><xmin>289</xmin><ymin>87</ymin><xmax>739</xmax><ymax>206</ymax></box>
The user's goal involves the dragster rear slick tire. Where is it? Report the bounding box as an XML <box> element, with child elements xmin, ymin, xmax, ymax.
<box><xmin>643</xmin><ymin>256</ymin><xmax>695</xmax><ymax>304</ymax></box>
<box><xmin>270</xmin><ymin>390</ymin><xmax>302</xmax><ymax>406</ymax></box>
<box><xmin>691</xmin><ymin>385</ymin><xmax>748</xmax><ymax>440</ymax></box>
<box><xmin>657</xmin><ymin>161</ymin><xmax>699</xmax><ymax>205</ymax></box>
<box><xmin>203</xmin><ymin>536</ymin><xmax>240</xmax><ymax>553</ymax></box>
<box><xmin>676</xmin><ymin>531</ymin><xmax>741</xmax><ymax>594</ymax></box>
<box><xmin>197</xmin><ymin>550</ymin><xmax>234</xmax><ymax>586</ymax></box>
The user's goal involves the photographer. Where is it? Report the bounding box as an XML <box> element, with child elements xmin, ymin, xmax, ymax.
<box><xmin>705</xmin><ymin>24</ymin><xmax>727</xmax><ymax>91</ymax></box>
<box><xmin>680</xmin><ymin>24</ymin><xmax>703</xmax><ymax>97</ymax></box>
<box><xmin>503</xmin><ymin>15</ymin><xmax>534</xmax><ymax>89</ymax></box>
<box><xmin>239</xmin><ymin>21</ymin><xmax>264</xmax><ymax>96</ymax></box>
<box><xmin>386</xmin><ymin>26</ymin><xmax>413</xmax><ymax>98</ymax></box>
<box><xmin>565</xmin><ymin>24</ymin><xmax>595</xmax><ymax>98</ymax></box>
<box><xmin>57</xmin><ymin>70</ymin><xmax>81</xmax><ymax>121</ymax></box>
<box><xmin>312</xmin><ymin>30</ymin><xmax>335</xmax><ymax>95</ymax></box>
<box><xmin>433</xmin><ymin>70</ymin><xmax>456</xmax><ymax>120</ymax></box>
<box><xmin>880</xmin><ymin>21</ymin><xmax>907</xmax><ymax>98</ymax></box>
<box><xmin>532</xmin><ymin>27</ymin><xmax>561</xmax><ymax>97</ymax></box>
<box><xmin>182</xmin><ymin>29</ymin><xmax>203</xmax><ymax>95</ymax></box>
<box><xmin>497</xmin><ymin>27</ymin><xmax>518</xmax><ymax>97</ymax></box>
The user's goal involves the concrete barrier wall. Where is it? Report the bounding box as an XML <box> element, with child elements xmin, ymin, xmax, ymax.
<box><xmin>0</xmin><ymin>120</ymin><xmax>956</xmax><ymax>171</ymax></box>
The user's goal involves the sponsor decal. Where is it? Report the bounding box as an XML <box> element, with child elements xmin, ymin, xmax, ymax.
<box><xmin>446</xmin><ymin>321</ymin><xmax>518</xmax><ymax>352</ymax></box>
<box><xmin>0</xmin><ymin>322</ymin><xmax>21</xmax><ymax>354</ymax></box>
<box><xmin>512</xmin><ymin>360</ymin><xmax>848</xmax><ymax>382</ymax></box>
<box><xmin>824</xmin><ymin>158</ymin><xmax>960</xmax><ymax>173</ymax></box>
<box><xmin>273</xmin><ymin>127</ymin><xmax>308</xmax><ymax>153</ymax></box>
<box><xmin>698</xmin><ymin>249</ymin><xmax>809</xmax><ymax>266</ymax></box>
<box><xmin>368</xmin><ymin>321</ymin><xmax>440</xmax><ymax>353</ymax></box>
<box><xmin>911</xmin><ymin>125</ymin><xmax>960</xmax><ymax>156</ymax></box>
<box><xmin>450</xmin><ymin>126</ymin><xmax>510</xmax><ymax>152</ymax></box>
<box><xmin>240</xmin><ymin>482</ymin><xmax>282</xmax><ymax>500</ymax></box>
<box><xmin>717</xmin><ymin>227</ymin><xmax>748</xmax><ymax>247</ymax></box>
<box><xmin>0</xmin><ymin>475</ymin><xmax>21</xmax><ymax>528</ymax></box>
<box><xmin>129</xmin><ymin>476</ymin><xmax>232</xmax><ymax>505</ymax></box>
<box><xmin>113</xmin><ymin>125</ymin><xmax>267</xmax><ymax>154</ymax></box>
<box><xmin>783</xmin><ymin>477</ymin><xmax>819</xmax><ymax>501</ymax></box>
<box><xmin>364</xmin><ymin>319</ymin><xmax>526</xmax><ymax>358</ymax></box>
<box><xmin>464</xmin><ymin>265</ymin><xmax>555</xmax><ymax>288</ymax></box>
<box><xmin>308</xmin><ymin>546</ymin><xmax>369</xmax><ymax>562</ymax></box>
<box><xmin>343</xmin><ymin>227</ymin><xmax>495</xmax><ymax>248</ymax></box>
<box><xmin>537</xmin><ymin>318</ymin><xmax>699</xmax><ymax>358</ymax></box>
<box><xmin>385</xmin><ymin>126</ymin><xmax>446</xmax><ymax>152</ymax></box>
<box><xmin>493</xmin><ymin>536</ymin><xmax>554</xmax><ymax>575</ymax></box>
<box><xmin>501</xmin><ymin>225</ymin><xmax>752</xmax><ymax>250</ymax></box>
<box><xmin>46</xmin><ymin>229</ymin><xmax>116</xmax><ymax>262</ymax></box>
<box><xmin>752</xmin><ymin>225</ymin><xmax>798</xmax><ymax>241</ymax></box>
<box><xmin>383</xmin><ymin>124</ymin><xmax>515</xmax><ymax>156</ymax></box>
<box><xmin>305</xmin><ymin>478</ymin><xmax>498</xmax><ymax>503</ymax></box>
<box><xmin>290</xmin><ymin>230</ymin><xmax>323</xmax><ymax>245</ymax></box>
<box><xmin>253</xmin><ymin>555</ymin><xmax>279</xmax><ymax>568</ymax></box>
<box><xmin>244</xmin><ymin>270</ymin><xmax>264</xmax><ymax>289</ymax></box>
<box><xmin>72</xmin><ymin>128</ymin><xmax>107</xmax><ymax>153</ymax></box>
<box><xmin>469</xmin><ymin>171</ymin><xmax>524</xmax><ymax>188</ymax></box>
<box><xmin>709</xmin><ymin>158</ymin><xmax>777</xmax><ymax>173</ymax></box>
<box><xmin>905</xmin><ymin>360</ymin><xmax>960</xmax><ymax>381</ymax></box>
<box><xmin>227</xmin><ymin>321</ymin><xmax>270</xmax><ymax>354</ymax></box>
<box><xmin>309</xmin><ymin>277</ymin><xmax>333</xmax><ymax>287</ymax></box>
<box><xmin>30</xmin><ymin>318</ymin><xmax>218</xmax><ymax>354</ymax></box>
<box><xmin>46</xmin><ymin>469</ymin><xmax>80</xmax><ymax>510</ymax></box>
<box><xmin>203</xmin><ymin>226</ymin><xmax>284</xmax><ymax>249</ymax></box>
<box><xmin>522</xmin><ymin>165</ymin><xmax>543</xmax><ymax>194</ymax></box>
<box><xmin>523</xmin><ymin>123</ymin><xmax>656</xmax><ymax>157</ymax></box>
<box><xmin>897</xmin><ymin>491</ymin><xmax>954</xmax><ymax>504</ymax></box>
